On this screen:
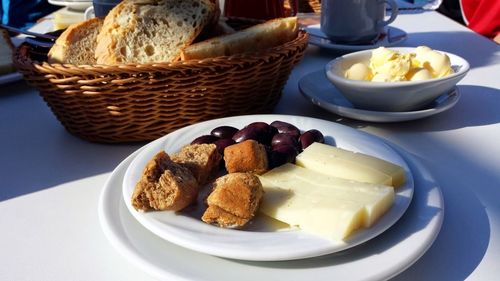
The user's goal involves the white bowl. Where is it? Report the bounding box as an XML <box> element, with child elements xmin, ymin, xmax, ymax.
<box><xmin>325</xmin><ymin>47</ymin><xmax>469</xmax><ymax>112</ymax></box>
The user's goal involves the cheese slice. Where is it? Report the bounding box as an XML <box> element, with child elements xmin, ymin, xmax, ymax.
<box><xmin>258</xmin><ymin>163</ymin><xmax>395</xmax><ymax>240</ymax></box>
<box><xmin>295</xmin><ymin>142</ymin><xmax>406</xmax><ymax>188</ymax></box>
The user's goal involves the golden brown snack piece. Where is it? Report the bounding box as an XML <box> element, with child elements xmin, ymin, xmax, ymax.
<box><xmin>171</xmin><ymin>143</ymin><xmax>222</xmax><ymax>185</ymax></box>
<box><xmin>224</xmin><ymin>140</ymin><xmax>268</xmax><ymax>174</ymax></box>
<box><xmin>202</xmin><ymin>172</ymin><xmax>264</xmax><ymax>228</ymax></box>
<box><xmin>131</xmin><ymin>151</ymin><xmax>199</xmax><ymax>211</ymax></box>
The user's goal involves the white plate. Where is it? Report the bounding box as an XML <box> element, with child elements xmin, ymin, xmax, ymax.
<box><xmin>305</xmin><ymin>25</ymin><xmax>407</xmax><ymax>51</ymax></box>
<box><xmin>48</xmin><ymin>0</ymin><xmax>92</xmax><ymax>11</ymax></box>
<box><xmin>122</xmin><ymin>115</ymin><xmax>414</xmax><ymax>261</ymax></box>
<box><xmin>299</xmin><ymin>70</ymin><xmax>460</xmax><ymax>122</ymax></box>
<box><xmin>99</xmin><ymin>120</ymin><xmax>444</xmax><ymax>281</ymax></box>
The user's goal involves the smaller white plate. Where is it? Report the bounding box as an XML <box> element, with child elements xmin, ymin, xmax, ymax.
<box><xmin>122</xmin><ymin>115</ymin><xmax>414</xmax><ymax>261</ymax></box>
<box><xmin>48</xmin><ymin>0</ymin><xmax>92</xmax><ymax>11</ymax></box>
<box><xmin>305</xmin><ymin>25</ymin><xmax>407</xmax><ymax>51</ymax></box>
<box><xmin>299</xmin><ymin>70</ymin><xmax>460</xmax><ymax>122</ymax></box>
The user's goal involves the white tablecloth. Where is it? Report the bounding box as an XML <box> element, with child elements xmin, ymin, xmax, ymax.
<box><xmin>1</xmin><ymin>9</ymin><xmax>499</xmax><ymax>281</ymax></box>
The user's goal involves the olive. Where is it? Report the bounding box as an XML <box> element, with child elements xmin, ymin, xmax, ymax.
<box><xmin>191</xmin><ymin>134</ymin><xmax>219</xmax><ymax>145</ymax></box>
<box><xmin>233</xmin><ymin>122</ymin><xmax>276</xmax><ymax>144</ymax></box>
<box><xmin>271</xmin><ymin>133</ymin><xmax>299</xmax><ymax>150</ymax></box>
<box><xmin>232</xmin><ymin>126</ymin><xmax>261</xmax><ymax>143</ymax></box>
<box><xmin>211</xmin><ymin>126</ymin><xmax>239</xmax><ymax>139</ymax></box>
<box><xmin>268</xmin><ymin>144</ymin><xmax>299</xmax><ymax>168</ymax></box>
<box><xmin>214</xmin><ymin>138</ymin><xmax>236</xmax><ymax>154</ymax></box>
<box><xmin>247</xmin><ymin>122</ymin><xmax>277</xmax><ymax>144</ymax></box>
<box><xmin>299</xmin><ymin>129</ymin><xmax>325</xmax><ymax>150</ymax></box>
<box><xmin>270</xmin><ymin>120</ymin><xmax>300</xmax><ymax>139</ymax></box>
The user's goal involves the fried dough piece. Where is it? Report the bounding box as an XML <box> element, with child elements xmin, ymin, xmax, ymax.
<box><xmin>202</xmin><ymin>173</ymin><xmax>263</xmax><ymax>228</ymax></box>
<box><xmin>224</xmin><ymin>140</ymin><xmax>269</xmax><ymax>175</ymax></box>
<box><xmin>171</xmin><ymin>143</ymin><xmax>221</xmax><ymax>185</ymax></box>
<box><xmin>131</xmin><ymin>151</ymin><xmax>199</xmax><ymax>211</ymax></box>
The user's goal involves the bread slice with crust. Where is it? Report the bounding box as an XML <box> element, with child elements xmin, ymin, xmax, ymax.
<box><xmin>47</xmin><ymin>17</ymin><xmax>103</xmax><ymax>65</ymax></box>
<box><xmin>95</xmin><ymin>0</ymin><xmax>218</xmax><ymax>65</ymax></box>
<box><xmin>180</xmin><ymin>16</ymin><xmax>298</xmax><ymax>60</ymax></box>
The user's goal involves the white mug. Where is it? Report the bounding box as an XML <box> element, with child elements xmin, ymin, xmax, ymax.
<box><xmin>320</xmin><ymin>0</ymin><xmax>399</xmax><ymax>44</ymax></box>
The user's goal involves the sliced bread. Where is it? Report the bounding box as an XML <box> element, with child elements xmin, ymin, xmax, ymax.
<box><xmin>47</xmin><ymin>17</ymin><xmax>103</xmax><ymax>65</ymax></box>
<box><xmin>95</xmin><ymin>0</ymin><xmax>218</xmax><ymax>65</ymax></box>
<box><xmin>180</xmin><ymin>17</ymin><xmax>298</xmax><ymax>60</ymax></box>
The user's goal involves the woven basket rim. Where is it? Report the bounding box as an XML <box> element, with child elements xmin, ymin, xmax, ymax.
<box><xmin>14</xmin><ymin>30</ymin><xmax>309</xmax><ymax>74</ymax></box>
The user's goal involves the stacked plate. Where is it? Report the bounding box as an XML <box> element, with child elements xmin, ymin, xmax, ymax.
<box><xmin>98</xmin><ymin>114</ymin><xmax>444</xmax><ymax>280</ymax></box>
<box><xmin>48</xmin><ymin>0</ymin><xmax>92</xmax><ymax>11</ymax></box>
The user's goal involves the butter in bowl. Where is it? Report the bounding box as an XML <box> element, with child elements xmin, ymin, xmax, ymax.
<box><xmin>325</xmin><ymin>47</ymin><xmax>470</xmax><ymax>112</ymax></box>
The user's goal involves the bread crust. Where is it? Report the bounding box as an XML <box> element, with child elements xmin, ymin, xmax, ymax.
<box><xmin>181</xmin><ymin>17</ymin><xmax>298</xmax><ymax>60</ymax></box>
<box><xmin>131</xmin><ymin>151</ymin><xmax>199</xmax><ymax>211</ymax></box>
<box><xmin>47</xmin><ymin>17</ymin><xmax>103</xmax><ymax>65</ymax></box>
<box><xmin>202</xmin><ymin>172</ymin><xmax>263</xmax><ymax>228</ymax></box>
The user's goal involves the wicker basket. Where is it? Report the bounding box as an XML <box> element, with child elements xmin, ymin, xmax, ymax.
<box><xmin>13</xmin><ymin>30</ymin><xmax>309</xmax><ymax>143</ymax></box>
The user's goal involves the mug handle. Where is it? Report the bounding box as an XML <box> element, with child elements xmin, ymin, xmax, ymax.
<box><xmin>286</xmin><ymin>0</ymin><xmax>299</xmax><ymax>16</ymax></box>
<box><xmin>378</xmin><ymin>0</ymin><xmax>398</xmax><ymax>27</ymax></box>
<box><xmin>84</xmin><ymin>6</ymin><xmax>95</xmax><ymax>20</ymax></box>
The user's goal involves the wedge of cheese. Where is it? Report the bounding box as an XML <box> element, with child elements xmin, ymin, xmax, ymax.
<box><xmin>295</xmin><ymin>142</ymin><xmax>406</xmax><ymax>188</ymax></box>
<box><xmin>258</xmin><ymin>163</ymin><xmax>395</xmax><ymax>240</ymax></box>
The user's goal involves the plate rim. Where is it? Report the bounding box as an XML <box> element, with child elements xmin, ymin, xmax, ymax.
<box><xmin>98</xmin><ymin>118</ymin><xmax>444</xmax><ymax>281</ymax></box>
<box><xmin>299</xmin><ymin>70</ymin><xmax>460</xmax><ymax>122</ymax></box>
<box><xmin>305</xmin><ymin>25</ymin><xmax>408</xmax><ymax>51</ymax></box>
<box><xmin>120</xmin><ymin>115</ymin><xmax>414</xmax><ymax>261</ymax></box>
<box><xmin>47</xmin><ymin>0</ymin><xmax>92</xmax><ymax>10</ymax></box>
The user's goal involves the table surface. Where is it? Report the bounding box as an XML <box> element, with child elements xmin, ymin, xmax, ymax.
<box><xmin>1</xmin><ymin>8</ymin><xmax>500</xmax><ymax>281</ymax></box>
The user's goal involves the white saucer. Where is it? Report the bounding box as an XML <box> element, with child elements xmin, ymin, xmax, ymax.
<box><xmin>305</xmin><ymin>25</ymin><xmax>407</xmax><ymax>51</ymax></box>
<box><xmin>48</xmin><ymin>0</ymin><xmax>92</xmax><ymax>11</ymax></box>
<box><xmin>299</xmin><ymin>70</ymin><xmax>460</xmax><ymax>122</ymax></box>
<box><xmin>98</xmin><ymin>117</ymin><xmax>444</xmax><ymax>281</ymax></box>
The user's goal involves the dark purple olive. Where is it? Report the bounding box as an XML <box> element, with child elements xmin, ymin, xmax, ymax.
<box><xmin>246</xmin><ymin>122</ymin><xmax>277</xmax><ymax>144</ymax></box>
<box><xmin>191</xmin><ymin>134</ymin><xmax>219</xmax><ymax>145</ymax></box>
<box><xmin>271</xmin><ymin>133</ymin><xmax>299</xmax><ymax>150</ymax></box>
<box><xmin>232</xmin><ymin>122</ymin><xmax>276</xmax><ymax>144</ymax></box>
<box><xmin>299</xmin><ymin>129</ymin><xmax>325</xmax><ymax>150</ymax></box>
<box><xmin>211</xmin><ymin>126</ymin><xmax>239</xmax><ymax>139</ymax></box>
<box><xmin>232</xmin><ymin>126</ymin><xmax>261</xmax><ymax>143</ymax></box>
<box><xmin>246</xmin><ymin>122</ymin><xmax>270</xmax><ymax>131</ymax></box>
<box><xmin>214</xmin><ymin>138</ymin><xmax>236</xmax><ymax>154</ymax></box>
<box><xmin>268</xmin><ymin>144</ymin><xmax>299</xmax><ymax>168</ymax></box>
<box><xmin>270</xmin><ymin>120</ymin><xmax>300</xmax><ymax>139</ymax></box>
